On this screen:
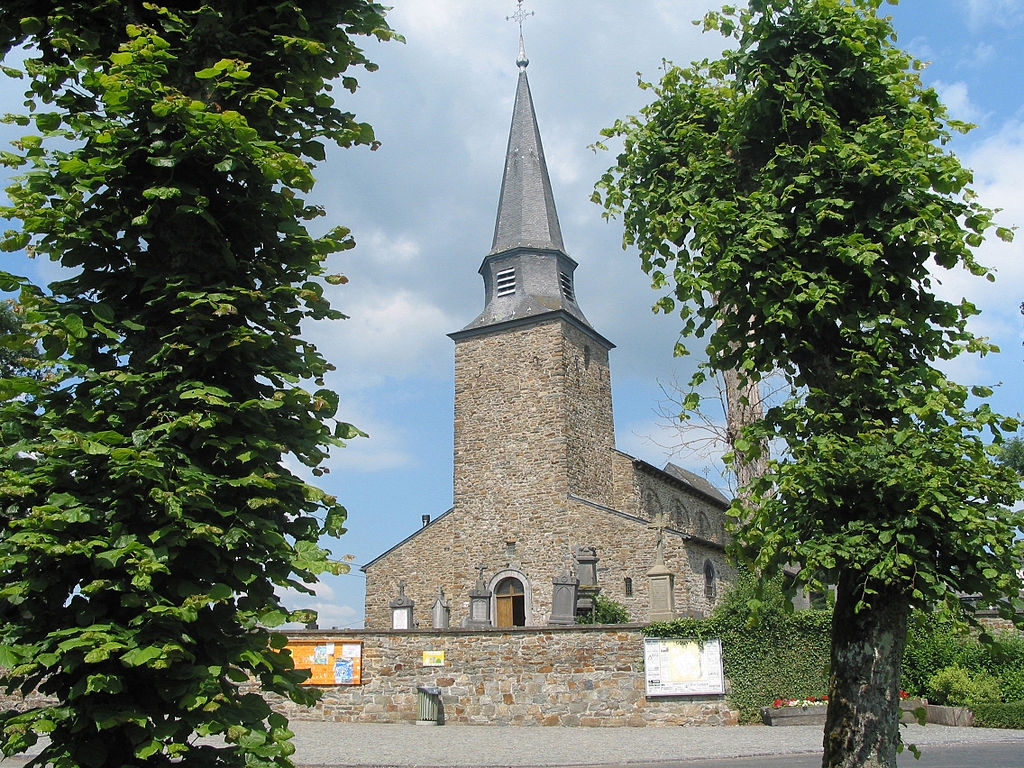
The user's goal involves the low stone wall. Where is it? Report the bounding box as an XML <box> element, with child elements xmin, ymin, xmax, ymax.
<box><xmin>273</xmin><ymin>625</ymin><xmax>738</xmax><ymax>727</ymax></box>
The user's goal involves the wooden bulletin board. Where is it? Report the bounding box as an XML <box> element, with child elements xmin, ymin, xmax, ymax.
<box><xmin>288</xmin><ymin>640</ymin><xmax>363</xmax><ymax>685</ymax></box>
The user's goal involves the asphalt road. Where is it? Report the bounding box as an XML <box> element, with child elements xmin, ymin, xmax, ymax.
<box><xmin>3</xmin><ymin>722</ymin><xmax>1023</xmax><ymax>767</ymax></box>
<box><xmin>622</xmin><ymin>742</ymin><xmax>1024</xmax><ymax>768</ymax></box>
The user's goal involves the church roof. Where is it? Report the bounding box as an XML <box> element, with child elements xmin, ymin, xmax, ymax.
<box><xmin>661</xmin><ymin>462</ymin><xmax>731</xmax><ymax>505</ymax></box>
<box><xmin>455</xmin><ymin>36</ymin><xmax>600</xmax><ymax>339</ymax></box>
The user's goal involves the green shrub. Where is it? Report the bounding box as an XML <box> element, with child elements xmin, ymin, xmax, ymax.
<box><xmin>968</xmin><ymin>670</ymin><xmax>1003</xmax><ymax>705</ymax></box>
<box><xmin>902</xmin><ymin>613</ymin><xmax>973</xmax><ymax>696</ymax></box>
<box><xmin>903</xmin><ymin>612</ymin><xmax>1024</xmax><ymax>700</ymax></box>
<box><xmin>927</xmin><ymin>665</ymin><xmax>1001</xmax><ymax>706</ymax></box>
<box><xmin>972</xmin><ymin>702</ymin><xmax>1024</xmax><ymax>729</ymax></box>
<box><xmin>927</xmin><ymin>666</ymin><xmax>973</xmax><ymax>706</ymax></box>
<box><xmin>998</xmin><ymin>666</ymin><xmax>1024</xmax><ymax>703</ymax></box>
<box><xmin>576</xmin><ymin>594</ymin><xmax>631</xmax><ymax>624</ymax></box>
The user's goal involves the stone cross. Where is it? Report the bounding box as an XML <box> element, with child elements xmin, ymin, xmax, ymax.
<box><xmin>648</xmin><ymin>510</ymin><xmax>668</xmax><ymax>565</ymax></box>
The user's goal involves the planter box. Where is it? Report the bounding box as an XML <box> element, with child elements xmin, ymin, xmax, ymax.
<box><xmin>900</xmin><ymin>698</ymin><xmax>928</xmax><ymax>724</ymax></box>
<box><xmin>924</xmin><ymin>704</ymin><xmax>973</xmax><ymax>727</ymax></box>
<box><xmin>761</xmin><ymin>704</ymin><xmax>827</xmax><ymax>726</ymax></box>
<box><xmin>763</xmin><ymin>699</ymin><xmax>931</xmax><ymax>727</ymax></box>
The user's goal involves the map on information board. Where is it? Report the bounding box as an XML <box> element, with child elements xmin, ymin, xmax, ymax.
<box><xmin>288</xmin><ymin>640</ymin><xmax>362</xmax><ymax>685</ymax></box>
<box><xmin>643</xmin><ymin>638</ymin><xmax>724</xmax><ymax>696</ymax></box>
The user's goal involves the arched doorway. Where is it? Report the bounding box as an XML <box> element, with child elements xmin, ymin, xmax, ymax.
<box><xmin>494</xmin><ymin>576</ymin><xmax>526</xmax><ymax>627</ymax></box>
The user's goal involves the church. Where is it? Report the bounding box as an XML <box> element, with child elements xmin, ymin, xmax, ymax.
<box><xmin>362</xmin><ymin>36</ymin><xmax>734</xmax><ymax>630</ymax></box>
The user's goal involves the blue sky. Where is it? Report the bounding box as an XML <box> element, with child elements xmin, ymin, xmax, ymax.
<box><xmin>2</xmin><ymin>1</ymin><xmax>1023</xmax><ymax>628</ymax></box>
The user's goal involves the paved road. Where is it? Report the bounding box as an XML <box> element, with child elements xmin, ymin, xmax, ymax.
<box><xmin>636</xmin><ymin>742</ymin><xmax>1024</xmax><ymax>768</ymax></box>
<box><xmin>3</xmin><ymin>722</ymin><xmax>1024</xmax><ymax>767</ymax></box>
<box><xmin>278</xmin><ymin>722</ymin><xmax>1024</xmax><ymax>767</ymax></box>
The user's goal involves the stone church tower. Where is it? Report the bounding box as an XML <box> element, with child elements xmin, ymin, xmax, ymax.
<box><xmin>362</xmin><ymin>38</ymin><xmax>734</xmax><ymax>629</ymax></box>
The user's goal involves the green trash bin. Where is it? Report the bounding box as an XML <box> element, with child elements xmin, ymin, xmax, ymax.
<box><xmin>416</xmin><ymin>685</ymin><xmax>443</xmax><ymax>726</ymax></box>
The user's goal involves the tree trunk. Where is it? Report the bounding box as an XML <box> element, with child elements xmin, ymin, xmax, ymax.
<box><xmin>722</xmin><ymin>366</ymin><xmax>766</xmax><ymax>497</ymax></box>
<box><xmin>822</xmin><ymin>572</ymin><xmax>911</xmax><ymax>768</ymax></box>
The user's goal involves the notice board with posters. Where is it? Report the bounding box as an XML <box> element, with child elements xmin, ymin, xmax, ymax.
<box><xmin>288</xmin><ymin>640</ymin><xmax>363</xmax><ymax>685</ymax></box>
<box><xmin>643</xmin><ymin>637</ymin><xmax>724</xmax><ymax>697</ymax></box>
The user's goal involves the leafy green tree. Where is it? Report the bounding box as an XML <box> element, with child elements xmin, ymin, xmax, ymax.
<box><xmin>997</xmin><ymin>436</ymin><xmax>1024</xmax><ymax>476</ymax></box>
<box><xmin>0</xmin><ymin>300</ymin><xmax>42</xmax><ymax>379</ymax></box>
<box><xmin>0</xmin><ymin>3</ymin><xmax>393</xmax><ymax>766</ymax></box>
<box><xmin>595</xmin><ymin>1</ymin><xmax>1023</xmax><ymax>765</ymax></box>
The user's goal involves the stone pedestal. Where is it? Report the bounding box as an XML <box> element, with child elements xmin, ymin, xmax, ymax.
<box><xmin>461</xmin><ymin>567</ymin><xmax>493</xmax><ymax>629</ymax></box>
<box><xmin>647</xmin><ymin>562</ymin><xmax>675</xmax><ymax>623</ymax></box>
<box><xmin>431</xmin><ymin>587</ymin><xmax>450</xmax><ymax>630</ymax></box>
<box><xmin>549</xmin><ymin>569</ymin><xmax>579</xmax><ymax>625</ymax></box>
<box><xmin>389</xmin><ymin>582</ymin><xmax>415</xmax><ymax>630</ymax></box>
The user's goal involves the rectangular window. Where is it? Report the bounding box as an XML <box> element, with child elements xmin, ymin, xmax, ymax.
<box><xmin>496</xmin><ymin>267</ymin><xmax>516</xmax><ymax>297</ymax></box>
<box><xmin>559</xmin><ymin>272</ymin><xmax>575</xmax><ymax>302</ymax></box>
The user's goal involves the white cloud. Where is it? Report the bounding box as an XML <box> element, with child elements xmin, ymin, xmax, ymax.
<box><xmin>307</xmin><ymin>288</ymin><xmax>456</xmax><ymax>388</ymax></box>
<box><xmin>357</xmin><ymin>230</ymin><xmax>422</xmax><ymax>267</ymax></box>
<box><xmin>926</xmin><ymin>121</ymin><xmax>1024</xmax><ymax>396</ymax></box>
<box><xmin>934</xmin><ymin>81</ymin><xmax>984</xmax><ymax>124</ymax></box>
<box><xmin>279</xmin><ymin>578</ymin><xmax>364</xmax><ymax>630</ymax></box>
<box><xmin>966</xmin><ymin>0</ymin><xmax>1024</xmax><ymax>30</ymax></box>
<box><xmin>324</xmin><ymin>401</ymin><xmax>416</xmax><ymax>473</ymax></box>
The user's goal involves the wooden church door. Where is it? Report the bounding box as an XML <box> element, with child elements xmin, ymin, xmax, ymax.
<box><xmin>495</xmin><ymin>577</ymin><xmax>526</xmax><ymax>627</ymax></box>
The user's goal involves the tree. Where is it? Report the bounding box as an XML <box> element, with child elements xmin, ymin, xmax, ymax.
<box><xmin>0</xmin><ymin>3</ymin><xmax>394</xmax><ymax>766</ymax></box>
<box><xmin>594</xmin><ymin>1</ymin><xmax>1023</xmax><ymax>766</ymax></box>
<box><xmin>0</xmin><ymin>300</ymin><xmax>43</xmax><ymax>379</ymax></box>
<box><xmin>997</xmin><ymin>436</ymin><xmax>1024</xmax><ymax>476</ymax></box>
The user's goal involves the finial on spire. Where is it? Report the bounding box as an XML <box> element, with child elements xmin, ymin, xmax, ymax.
<box><xmin>507</xmin><ymin>1</ymin><xmax>533</xmax><ymax>69</ymax></box>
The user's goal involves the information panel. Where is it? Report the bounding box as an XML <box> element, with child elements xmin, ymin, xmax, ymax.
<box><xmin>288</xmin><ymin>640</ymin><xmax>363</xmax><ymax>685</ymax></box>
<box><xmin>643</xmin><ymin>637</ymin><xmax>724</xmax><ymax>697</ymax></box>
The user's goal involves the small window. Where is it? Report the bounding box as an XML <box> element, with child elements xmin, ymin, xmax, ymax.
<box><xmin>559</xmin><ymin>271</ymin><xmax>575</xmax><ymax>302</ymax></box>
<box><xmin>496</xmin><ymin>267</ymin><xmax>516</xmax><ymax>297</ymax></box>
<box><xmin>624</xmin><ymin>577</ymin><xmax>633</xmax><ymax>597</ymax></box>
<box><xmin>704</xmin><ymin>560</ymin><xmax>717</xmax><ymax>600</ymax></box>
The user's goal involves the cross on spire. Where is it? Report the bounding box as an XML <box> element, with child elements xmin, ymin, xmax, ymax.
<box><xmin>507</xmin><ymin>0</ymin><xmax>534</xmax><ymax>69</ymax></box>
<box><xmin>506</xmin><ymin>0</ymin><xmax>534</xmax><ymax>33</ymax></box>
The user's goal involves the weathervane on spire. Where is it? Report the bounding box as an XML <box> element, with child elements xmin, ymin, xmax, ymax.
<box><xmin>507</xmin><ymin>1</ymin><xmax>533</xmax><ymax>69</ymax></box>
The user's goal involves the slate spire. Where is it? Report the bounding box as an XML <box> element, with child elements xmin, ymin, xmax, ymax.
<box><xmin>489</xmin><ymin>36</ymin><xmax>565</xmax><ymax>254</ymax></box>
<box><xmin>455</xmin><ymin>35</ymin><xmax>602</xmax><ymax>337</ymax></box>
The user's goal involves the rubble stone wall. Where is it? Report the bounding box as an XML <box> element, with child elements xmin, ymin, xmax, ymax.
<box><xmin>271</xmin><ymin>625</ymin><xmax>738</xmax><ymax>727</ymax></box>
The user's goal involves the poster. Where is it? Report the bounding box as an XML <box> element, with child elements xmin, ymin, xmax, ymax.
<box><xmin>419</xmin><ymin>651</ymin><xmax>444</xmax><ymax>667</ymax></box>
<box><xmin>643</xmin><ymin>637</ymin><xmax>724</xmax><ymax>697</ymax></box>
<box><xmin>422</xmin><ymin>651</ymin><xmax>445</xmax><ymax>667</ymax></box>
<box><xmin>288</xmin><ymin>640</ymin><xmax>362</xmax><ymax>685</ymax></box>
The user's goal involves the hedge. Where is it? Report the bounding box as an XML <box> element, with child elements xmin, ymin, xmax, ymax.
<box><xmin>972</xmin><ymin>702</ymin><xmax>1024</xmax><ymax>730</ymax></box>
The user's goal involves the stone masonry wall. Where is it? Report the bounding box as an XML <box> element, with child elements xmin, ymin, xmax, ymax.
<box><xmin>271</xmin><ymin>626</ymin><xmax>738</xmax><ymax>727</ymax></box>
<box><xmin>562</xmin><ymin>323</ymin><xmax>615</xmax><ymax>505</ymax></box>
